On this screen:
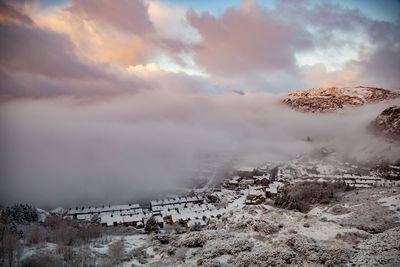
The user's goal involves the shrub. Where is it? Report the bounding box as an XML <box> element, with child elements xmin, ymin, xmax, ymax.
<box><xmin>252</xmin><ymin>222</ymin><xmax>280</xmax><ymax>235</ymax></box>
<box><xmin>177</xmin><ymin>230</ymin><xmax>230</xmax><ymax>248</ymax></box>
<box><xmin>201</xmin><ymin>238</ymin><xmax>253</xmax><ymax>259</ymax></box>
<box><xmin>108</xmin><ymin>239</ymin><xmax>125</xmax><ymax>264</ymax></box>
<box><xmin>190</xmin><ymin>222</ymin><xmax>203</xmax><ymax>232</ymax></box>
<box><xmin>335</xmin><ymin>231</ymin><xmax>369</xmax><ymax>245</ymax></box>
<box><xmin>152</xmin><ymin>234</ymin><xmax>175</xmax><ymax>244</ymax></box>
<box><xmin>1</xmin><ymin>204</ymin><xmax>38</xmax><ymax>226</ymax></box>
<box><xmin>43</xmin><ymin>215</ymin><xmax>103</xmax><ymax>246</ymax></box>
<box><xmin>2</xmin><ymin>229</ymin><xmax>22</xmax><ymax>267</ymax></box>
<box><xmin>144</xmin><ymin>216</ymin><xmax>160</xmax><ymax>233</ymax></box>
<box><xmin>286</xmin><ymin>234</ymin><xmax>350</xmax><ymax>265</ymax></box>
<box><xmin>56</xmin><ymin>243</ymin><xmax>74</xmax><ymax>262</ymax></box>
<box><xmin>21</xmin><ymin>253</ymin><xmax>62</xmax><ymax>267</ymax></box>
<box><xmin>73</xmin><ymin>245</ymin><xmax>95</xmax><ymax>266</ymax></box>
<box><xmin>274</xmin><ymin>181</ymin><xmax>346</xmax><ymax>212</ymax></box>
<box><xmin>25</xmin><ymin>224</ymin><xmax>47</xmax><ymax>245</ymax></box>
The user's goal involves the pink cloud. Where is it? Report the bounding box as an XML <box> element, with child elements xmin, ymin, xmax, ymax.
<box><xmin>67</xmin><ymin>0</ymin><xmax>154</xmax><ymax>35</ymax></box>
<box><xmin>187</xmin><ymin>1</ymin><xmax>312</xmax><ymax>76</ymax></box>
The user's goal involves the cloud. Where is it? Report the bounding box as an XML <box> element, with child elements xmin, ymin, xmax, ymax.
<box><xmin>0</xmin><ymin>1</ymin><xmax>34</xmax><ymax>26</ymax></box>
<box><xmin>1</xmin><ymin>89</ymin><xmax>399</xmax><ymax>207</ymax></box>
<box><xmin>186</xmin><ymin>0</ymin><xmax>312</xmax><ymax>76</ymax></box>
<box><xmin>186</xmin><ymin>0</ymin><xmax>399</xmax><ymax>90</ymax></box>
<box><xmin>0</xmin><ymin>4</ymin><xmax>149</xmax><ymax>99</ymax></box>
<box><xmin>0</xmin><ymin>23</ymin><xmax>105</xmax><ymax>80</ymax></box>
<box><xmin>358</xmin><ymin>46</ymin><xmax>400</xmax><ymax>89</ymax></box>
<box><xmin>67</xmin><ymin>0</ymin><xmax>154</xmax><ymax>35</ymax></box>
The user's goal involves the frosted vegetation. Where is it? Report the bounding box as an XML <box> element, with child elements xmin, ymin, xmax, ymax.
<box><xmin>1</xmin><ymin>186</ymin><xmax>399</xmax><ymax>266</ymax></box>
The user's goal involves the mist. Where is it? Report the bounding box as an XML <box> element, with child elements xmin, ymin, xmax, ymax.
<box><xmin>1</xmin><ymin>89</ymin><xmax>399</xmax><ymax>208</ymax></box>
<box><xmin>1</xmin><ymin>0</ymin><xmax>399</xmax><ymax>208</ymax></box>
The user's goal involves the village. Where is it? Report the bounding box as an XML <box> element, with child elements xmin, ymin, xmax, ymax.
<box><xmin>58</xmin><ymin>152</ymin><xmax>400</xmax><ymax>230</ymax></box>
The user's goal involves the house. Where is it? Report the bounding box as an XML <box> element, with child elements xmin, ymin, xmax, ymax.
<box><xmin>99</xmin><ymin>211</ymin><xmax>146</xmax><ymax>227</ymax></box>
<box><xmin>163</xmin><ymin>203</ymin><xmax>225</xmax><ymax>228</ymax></box>
<box><xmin>265</xmin><ymin>182</ymin><xmax>282</xmax><ymax>198</ymax></box>
<box><xmin>226</xmin><ymin>179</ymin><xmax>239</xmax><ymax>190</ymax></box>
<box><xmin>254</xmin><ymin>177</ymin><xmax>269</xmax><ymax>186</ymax></box>
<box><xmin>150</xmin><ymin>195</ymin><xmax>203</xmax><ymax>209</ymax></box>
<box><xmin>245</xmin><ymin>189</ymin><xmax>266</xmax><ymax>205</ymax></box>
<box><xmin>67</xmin><ymin>203</ymin><xmax>141</xmax><ymax>218</ymax></box>
<box><xmin>66</xmin><ymin>203</ymin><xmax>145</xmax><ymax>227</ymax></box>
<box><xmin>253</xmin><ymin>173</ymin><xmax>270</xmax><ymax>182</ymax></box>
<box><xmin>239</xmin><ymin>179</ymin><xmax>254</xmax><ymax>189</ymax></box>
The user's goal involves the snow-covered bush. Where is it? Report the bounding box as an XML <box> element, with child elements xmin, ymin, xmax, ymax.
<box><xmin>286</xmin><ymin>234</ymin><xmax>350</xmax><ymax>265</ymax></box>
<box><xmin>201</xmin><ymin>237</ymin><xmax>253</xmax><ymax>259</ymax></box>
<box><xmin>234</xmin><ymin>245</ymin><xmax>299</xmax><ymax>266</ymax></box>
<box><xmin>177</xmin><ymin>230</ymin><xmax>231</xmax><ymax>248</ymax></box>
<box><xmin>190</xmin><ymin>222</ymin><xmax>204</xmax><ymax>232</ymax></box>
<box><xmin>152</xmin><ymin>233</ymin><xmax>175</xmax><ymax>244</ymax></box>
<box><xmin>197</xmin><ymin>258</ymin><xmax>222</xmax><ymax>267</ymax></box>
<box><xmin>252</xmin><ymin>221</ymin><xmax>280</xmax><ymax>235</ymax></box>
<box><xmin>335</xmin><ymin>231</ymin><xmax>369</xmax><ymax>245</ymax></box>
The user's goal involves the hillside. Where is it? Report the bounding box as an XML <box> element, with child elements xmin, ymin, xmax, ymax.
<box><xmin>282</xmin><ymin>86</ymin><xmax>398</xmax><ymax>113</ymax></box>
<box><xmin>369</xmin><ymin>105</ymin><xmax>400</xmax><ymax>142</ymax></box>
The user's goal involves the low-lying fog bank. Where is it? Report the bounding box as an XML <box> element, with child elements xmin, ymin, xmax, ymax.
<box><xmin>1</xmin><ymin>92</ymin><xmax>399</xmax><ymax>207</ymax></box>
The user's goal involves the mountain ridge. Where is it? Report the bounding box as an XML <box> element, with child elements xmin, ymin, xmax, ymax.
<box><xmin>282</xmin><ymin>86</ymin><xmax>399</xmax><ymax>113</ymax></box>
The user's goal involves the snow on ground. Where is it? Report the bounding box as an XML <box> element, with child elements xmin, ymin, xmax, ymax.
<box><xmin>226</xmin><ymin>192</ymin><xmax>246</xmax><ymax>210</ymax></box>
<box><xmin>308</xmin><ymin>206</ymin><xmax>352</xmax><ymax>221</ymax></box>
<box><xmin>378</xmin><ymin>194</ymin><xmax>400</xmax><ymax>221</ymax></box>
<box><xmin>20</xmin><ymin>242</ymin><xmax>57</xmax><ymax>261</ymax></box>
<box><xmin>296</xmin><ymin>218</ymin><xmax>368</xmax><ymax>241</ymax></box>
<box><xmin>15</xmin><ymin>185</ymin><xmax>400</xmax><ymax>266</ymax></box>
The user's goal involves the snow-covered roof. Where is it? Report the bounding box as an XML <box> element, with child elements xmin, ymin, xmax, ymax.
<box><xmin>150</xmin><ymin>195</ymin><xmax>203</xmax><ymax>207</ymax></box>
<box><xmin>67</xmin><ymin>204</ymin><xmax>140</xmax><ymax>215</ymax></box>
<box><xmin>51</xmin><ymin>207</ymin><xmax>65</xmax><ymax>215</ymax></box>
<box><xmin>36</xmin><ymin>208</ymin><xmax>50</xmax><ymax>222</ymax></box>
<box><xmin>248</xmin><ymin>189</ymin><xmax>264</xmax><ymax>196</ymax></box>
<box><xmin>77</xmin><ymin>214</ymin><xmax>91</xmax><ymax>221</ymax></box>
<box><xmin>99</xmin><ymin>212</ymin><xmax>146</xmax><ymax>227</ymax></box>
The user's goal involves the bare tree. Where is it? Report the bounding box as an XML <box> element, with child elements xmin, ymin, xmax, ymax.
<box><xmin>2</xmin><ymin>230</ymin><xmax>22</xmax><ymax>267</ymax></box>
<box><xmin>108</xmin><ymin>239</ymin><xmax>125</xmax><ymax>264</ymax></box>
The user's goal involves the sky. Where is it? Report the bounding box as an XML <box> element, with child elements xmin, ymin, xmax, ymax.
<box><xmin>0</xmin><ymin>0</ymin><xmax>399</xmax><ymax>207</ymax></box>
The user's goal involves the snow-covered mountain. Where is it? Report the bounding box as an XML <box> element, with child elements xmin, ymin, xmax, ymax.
<box><xmin>282</xmin><ymin>86</ymin><xmax>398</xmax><ymax>113</ymax></box>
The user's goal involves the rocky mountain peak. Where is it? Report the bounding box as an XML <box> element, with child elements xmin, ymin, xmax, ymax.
<box><xmin>282</xmin><ymin>86</ymin><xmax>398</xmax><ymax>113</ymax></box>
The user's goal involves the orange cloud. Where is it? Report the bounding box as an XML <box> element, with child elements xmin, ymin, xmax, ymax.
<box><xmin>30</xmin><ymin>1</ymin><xmax>153</xmax><ymax>67</ymax></box>
<box><xmin>0</xmin><ymin>1</ymin><xmax>34</xmax><ymax>26</ymax></box>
